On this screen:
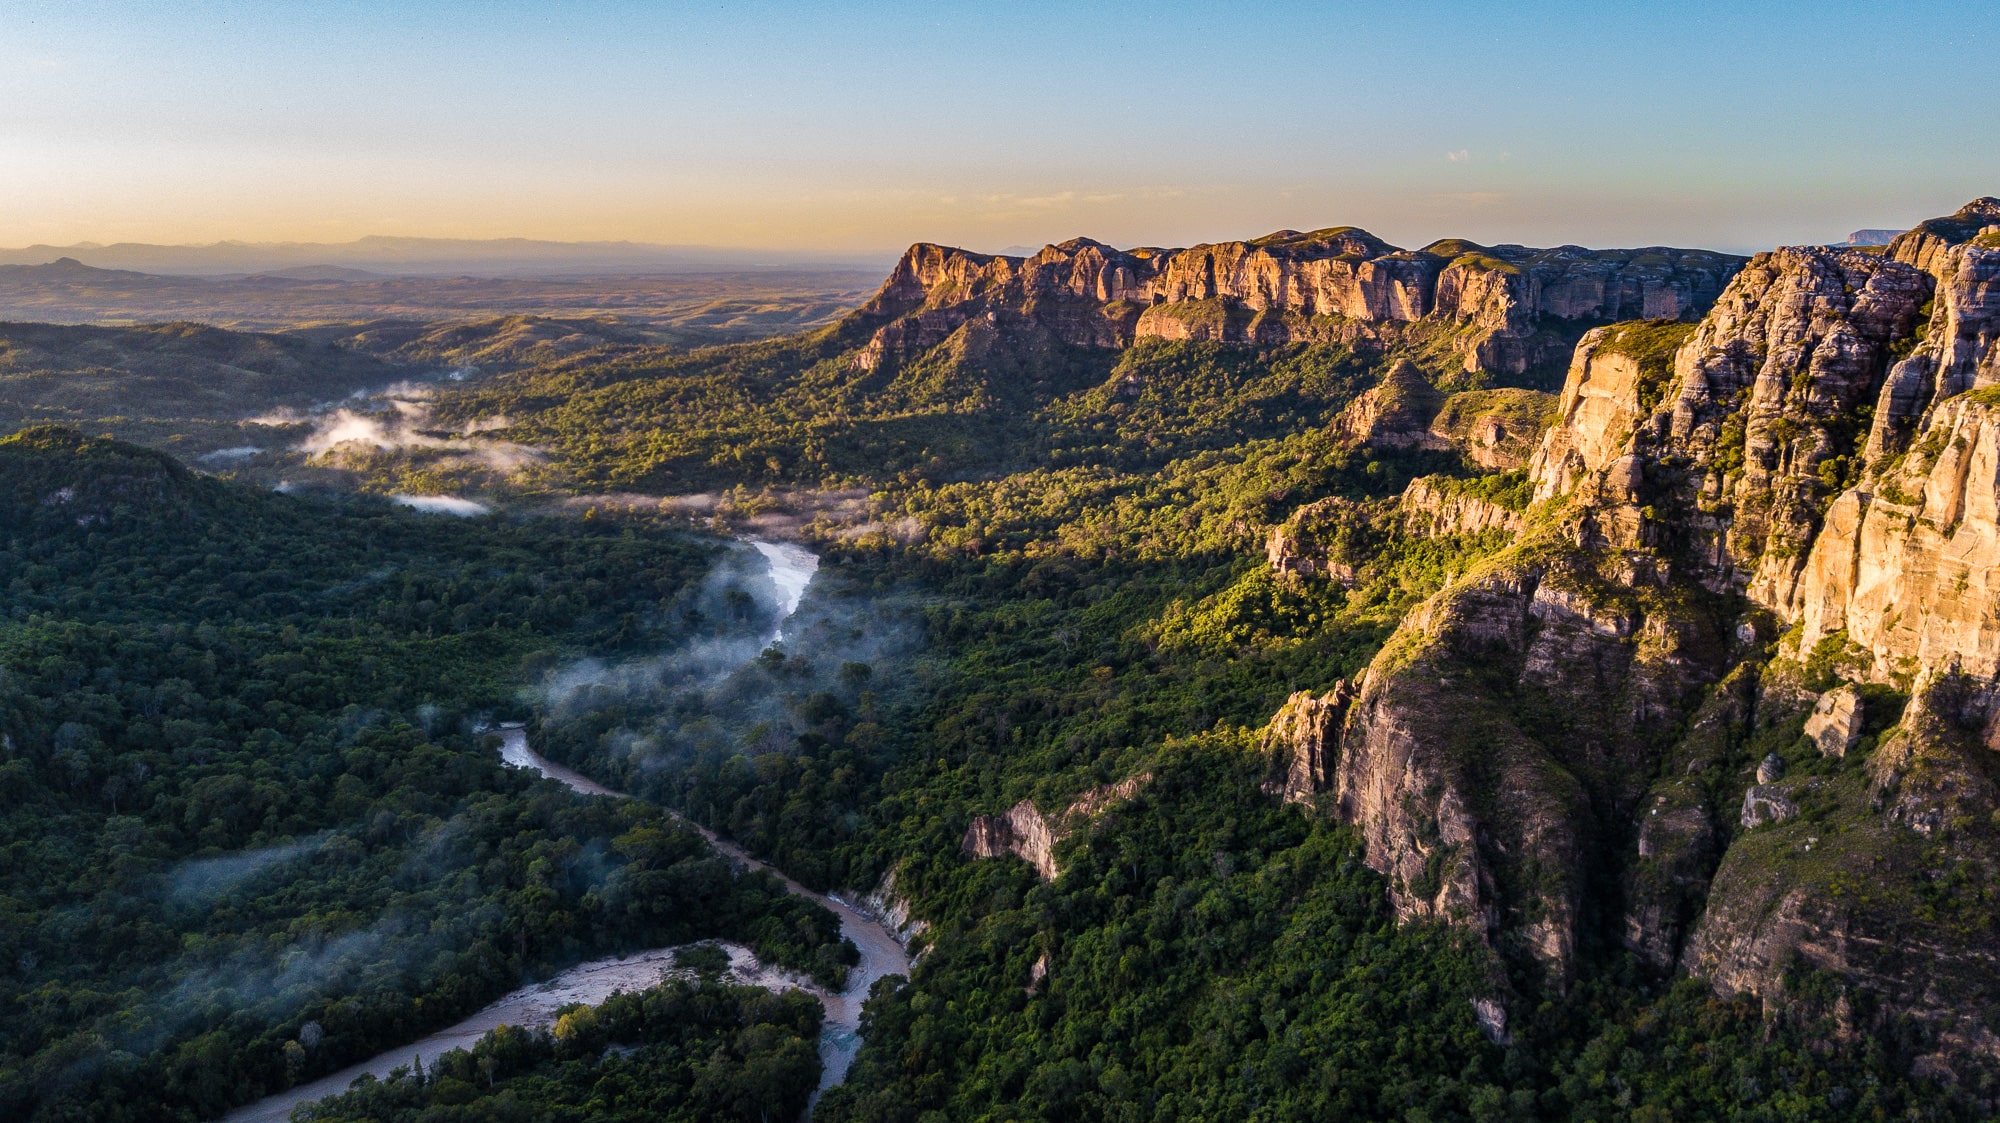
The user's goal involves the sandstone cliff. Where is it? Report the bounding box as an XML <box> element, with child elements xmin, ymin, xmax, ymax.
<box><xmin>1395</xmin><ymin>476</ymin><xmax>1528</xmax><ymax>539</ymax></box>
<box><xmin>850</xmin><ymin>229</ymin><xmax>1743</xmax><ymax>376</ymax></box>
<box><xmin>1258</xmin><ymin>199</ymin><xmax>2000</xmax><ymax>1070</ymax></box>
<box><xmin>1261</xmin><ymin>528</ymin><xmax>1722</xmax><ymax>984</ymax></box>
<box><xmin>1260</xmin><ymin>683</ymin><xmax>1358</xmax><ymax>803</ymax></box>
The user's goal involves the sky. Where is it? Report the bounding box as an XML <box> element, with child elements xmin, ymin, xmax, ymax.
<box><xmin>1</xmin><ymin>0</ymin><xmax>1995</xmax><ymax>256</ymax></box>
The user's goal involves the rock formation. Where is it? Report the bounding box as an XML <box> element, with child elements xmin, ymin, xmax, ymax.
<box><xmin>1260</xmin><ymin>683</ymin><xmax>1359</xmax><ymax>803</ymax></box>
<box><xmin>962</xmin><ymin>799</ymin><xmax>1062</xmax><ymax>880</ymax></box>
<box><xmin>850</xmin><ymin>229</ymin><xmax>1743</xmax><ymax>376</ymax></box>
<box><xmin>961</xmin><ymin>774</ymin><xmax>1150</xmax><ymax>881</ymax></box>
<box><xmin>1396</xmin><ymin>476</ymin><xmax>1528</xmax><ymax>539</ymax></box>
<box><xmin>1256</xmin><ymin>199</ymin><xmax>2000</xmax><ymax>1070</ymax></box>
<box><xmin>1803</xmin><ymin>685</ymin><xmax>1864</xmax><ymax>757</ymax></box>
<box><xmin>1330</xmin><ymin>360</ymin><xmax>1448</xmax><ymax>449</ymax></box>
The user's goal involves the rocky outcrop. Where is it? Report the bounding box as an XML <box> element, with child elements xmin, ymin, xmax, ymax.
<box><xmin>1684</xmin><ymin>248</ymin><xmax>1933</xmax><ymax>604</ymax></box>
<box><xmin>1331</xmin><ymin>360</ymin><xmax>1447</xmax><ymax>449</ymax></box>
<box><xmin>1397</xmin><ymin>476</ymin><xmax>1528</xmax><ymax>539</ymax></box>
<box><xmin>1684</xmin><ymin>672</ymin><xmax>2000</xmax><ymax>1071</ymax></box>
<box><xmin>851</xmin><ymin>230</ymin><xmax>1743</xmax><ymax>375</ymax></box>
<box><xmin>1266</xmin><ymin>495</ymin><xmax>1377</xmax><ymax>585</ymax></box>
<box><xmin>961</xmin><ymin>774</ymin><xmax>1150</xmax><ymax>881</ymax></box>
<box><xmin>1529</xmin><ymin>324</ymin><xmax>1682</xmax><ymax>502</ymax></box>
<box><xmin>1791</xmin><ymin>386</ymin><xmax>2000</xmax><ymax>682</ymax></box>
<box><xmin>1260</xmin><ymin>682</ymin><xmax>1359</xmax><ymax>803</ymax></box>
<box><xmin>853</xmin><ymin>869</ymin><xmax>930</xmax><ymax>949</ymax></box>
<box><xmin>1428</xmin><ymin>388</ymin><xmax>1558</xmax><ymax>470</ymax></box>
<box><xmin>1253</xmin><ymin>200</ymin><xmax>2000</xmax><ymax>1071</ymax></box>
<box><xmin>1519</xmin><ymin>203</ymin><xmax>2000</xmax><ymax>684</ymax></box>
<box><xmin>1434</xmin><ymin>200</ymin><xmax>2000</xmax><ymax>1067</ymax></box>
<box><xmin>1803</xmin><ymin>685</ymin><xmax>1864</xmax><ymax>757</ymax></box>
<box><xmin>1738</xmin><ymin>785</ymin><xmax>1798</xmax><ymax>829</ymax></box>
<box><xmin>963</xmin><ymin>800</ymin><xmax>1060</xmax><ymax>880</ymax></box>
<box><xmin>1274</xmin><ymin>537</ymin><xmax>1722</xmax><ymax>984</ymax></box>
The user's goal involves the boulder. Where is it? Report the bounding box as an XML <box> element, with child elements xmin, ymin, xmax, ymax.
<box><xmin>1803</xmin><ymin>685</ymin><xmax>1864</xmax><ymax>757</ymax></box>
<box><xmin>1740</xmin><ymin>785</ymin><xmax>1798</xmax><ymax>829</ymax></box>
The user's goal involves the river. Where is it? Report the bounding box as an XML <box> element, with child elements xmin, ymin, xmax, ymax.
<box><xmin>222</xmin><ymin>539</ymin><xmax>907</xmax><ymax>1122</ymax></box>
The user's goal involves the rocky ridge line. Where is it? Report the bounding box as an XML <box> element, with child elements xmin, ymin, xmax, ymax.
<box><xmin>850</xmin><ymin>229</ymin><xmax>1744</xmax><ymax>377</ymax></box>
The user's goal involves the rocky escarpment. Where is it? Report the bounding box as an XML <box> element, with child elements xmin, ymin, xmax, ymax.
<box><xmin>851</xmin><ymin>229</ymin><xmax>1743</xmax><ymax>376</ymax></box>
<box><xmin>1261</xmin><ymin>682</ymin><xmax>1360</xmax><ymax>803</ymax></box>
<box><xmin>1683</xmin><ymin>667</ymin><xmax>2000</xmax><ymax>1076</ymax></box>
<box><xmin>1523</xmin><ymin>240</ymin><xmax>1939</xmax><ymax>629</ymax></box>
<box><xmin>1395</xmin><ymin>476</ymin><xmax>1527</xmax><ymax>539</ymax></box>
<box><xmin>962</xmin><ymin>775</ymin><xmax>1150</xmax><ymax>880</ymax></box>
<box><xmin>1261</xmin><ymin>199</ymin><xmax>2000</xmax><ymax>1073</ymax></box>
<box><xmin>1263</xmin><ymin>531</ymin><xmax>1723</xmax><ymax>984</ymax></box>
<box><xmin>1791</xmin><ymin>392</ymin><xmax>2000</xmax><ymax>681</ymax></box>
<box><xmin>1522</xmin><ymin>200</ymin><xmax>1998</xmax><ymax>667</ymax></box>
<box><xmin>1528</xmin><ymin>321</ymin><xmax>1691</xmax><ymax>501</ymax></box>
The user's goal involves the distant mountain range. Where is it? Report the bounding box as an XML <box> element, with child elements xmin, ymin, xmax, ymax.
<box><xmin>0</xmin><ymin>256</ymin><xmax>877</xmax><ymax>334</ymax></box>
<box><xmin>0</xmin><ymin>235</ymin><xmax>894</xmax><ymax>278</ymax></box>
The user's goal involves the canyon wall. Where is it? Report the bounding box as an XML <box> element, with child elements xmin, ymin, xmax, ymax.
<box><xmin>852</xmin><ymin>229</ymin><xmax>1744</xmax><ymax>376</ymax></box>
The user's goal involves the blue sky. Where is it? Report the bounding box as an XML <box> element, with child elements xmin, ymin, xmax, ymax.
<box><xmin>0</xmin><ymin>0</ymin><xmax>1992</xmax><ymax>253</ymax></box>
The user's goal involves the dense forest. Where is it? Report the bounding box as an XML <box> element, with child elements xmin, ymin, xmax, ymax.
<box><xmin>0</xmin><ymin>427</ymin><xmax>852</xmax><ymax>1122</ymax></box>
<box><xmin>4</xmin><ymin>255</ymin><xmax>1992</xmax><ymax>1120</ymax></box>
<box><xmin>471</xmin><ymin>325</ymin><xmax>1977</xmax><ymax>1117</ymax></box>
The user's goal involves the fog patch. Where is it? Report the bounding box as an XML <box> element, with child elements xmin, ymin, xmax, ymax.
<box><xmin>392</xmin><ymin>493</ymin><xmax>489</xmax><ymax>517</ymax></box>
<box><xmin>167</xmin><ymin>832</ymin><xmax>332</xmax><ymax>905</ymax></box>
<box><xmin>198</xmin><ymin>446</ymin><xmax>263</xmax><ymax>463</ymax></box>
<box><xmin>249</xmin><ymin>380</ymin><xmax>542</xmax><ymax>477</ymax></box>
<box><xmin>536</xmin><ymin>538</ymin><xmax>926</xmax><ymax>800</ymax></box>
<box><xmin>543</xmin><ymin>542</ymin><xmax>792</xmax><ymax>717</ymax></box>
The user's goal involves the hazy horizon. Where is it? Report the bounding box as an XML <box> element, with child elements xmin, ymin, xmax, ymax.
<box><xmin>3</xmin><ymin>1</ymin><xmax>1993</xmax><ymax>256</ymax></box>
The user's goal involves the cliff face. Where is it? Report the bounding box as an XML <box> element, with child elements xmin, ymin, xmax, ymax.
<box><xmin>852</xmin><ymin>229</ymin><xmax>1743</xmax><ymax>376</ymax></box>
<box><xmin>1529</xmin><ymin>245</ymin><xmax>1933</xmax><ymax>600</ymax></box>
<box><xmin>961</xmin><ymin>775</ymin><xmax>1150</xmax><ymax>881</ymax></box>
<box><xmin>1396</xmin><ymin>477</ymin><xmax>1527</xmax><ymax>539</ymax></box>
<box><xmin>1528</xmin><ymin>325</ymin><xmax>1672</xmax><ymax>502</ymax></box>
<box><xmin>1260</xmin><ymin>684</ymin><xmax>1358</xmax><ymax>804</ymax></box>
<box><xmin>1259</xmin><ymin>199</ymin><xmax>2000</xmax><ymax>1069</ymax></box>
<box><xmin>1260</xmin><ymin>537</ymin><xmax>1720</xmax><ymax>984</ymax></box>
<box><xmin>1792</xmin><ymin>394</ymin><xmax>2000</xmax><ymax>680</ymax></box>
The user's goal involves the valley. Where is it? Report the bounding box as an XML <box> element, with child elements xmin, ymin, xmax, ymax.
<box><xmin>5</xmin><ymin>200</ymin><xmax>2000</xmax><ymax>1122</ymax></box>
